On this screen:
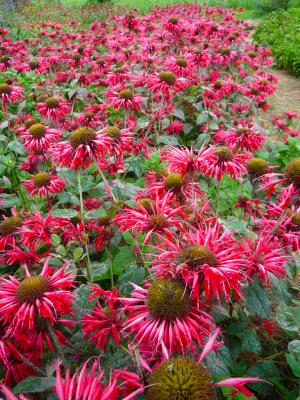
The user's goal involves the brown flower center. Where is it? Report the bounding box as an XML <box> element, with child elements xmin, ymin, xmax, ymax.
<box><xmin>69</xmin><ymin>127</ymin><xmax>96</xmax><ymax>147</ymax></box>
<box><xmin>147</xmin><ymin>279</ymin><xmax>191</xmax><ymax>320</ymax></box>
<box><xmin>45</xmin><ymin>97</ymin><xmax>60</xmax><ymax>108</ymax></box>
<box><xmin>104</xmin><ymin>126</ymin><xmax>121</xmax><ymax>139</ymax></box>
<box><xmin>159</xmin><ymin>71</ymin><xmax>176</xmax><ymax>86</ymax></box>
<box><xmin>285</xmin><ymin>158</ymin><xmax>300</xmax><ymax>183</ymax></box>
<box><xmin>177</xmin><ymin>245</ymin><xmax>217</xmax><ymax>268</ymax></box>
<box><xmin>33</xmin><ymin>172</ymin><xmax>51</xmax><ymax>187</ymax></box>
<box><xmin>247</xmin><ymin>157</ymin><xmax>268</xmax><ymax>177</ymax></box>
<box><xmin>176</xmin><ymin>57</ymin><xmax>187</xmax><ymax>67</ymax></box>
<box><xmin>119</xmin><ymin>89</ymin><xmax>133</xmax><ymax>100</ymax></box>
<box><xmin>150</xmin><ymin>215</ymin><xmax>167</xmax><ymax>228</ymax></box>
<box><xmin>0</xmin><ymin>83</ymin><xmax>12</xmax><ymax>95</ymax></box>
<box><xmin>214</xmin><ymin>146</ymin><xmax>233</xmax><ymax>162</ymax></box>
<box><xmin>29</xmin><ymin>123</ymin><xmax>46</xmax><ymax>138</ymax></box>
<box><xmin>16</xmin><ymin>276</ymin><xmax>49</xmax><ymax>302</ymax></box>
<box><xmin>0</xmin><ymin>216</ymin><xmax>22</xmax><ymax>235</ymax></box>
<box><xmin>165</xmin><ymin>173</ymin><xmax>183</xmax><ymax>190</ymax></box>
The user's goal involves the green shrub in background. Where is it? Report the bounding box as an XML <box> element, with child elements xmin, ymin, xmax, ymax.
<box><xmin>253</xmin><ymin>0</ymin><xmax>289</xmax><ymax>14</ymax></box>
<box><xmin>254</xmin><ymin>9</ymin><xmax>300</xmax><ymax>77</ymax></box>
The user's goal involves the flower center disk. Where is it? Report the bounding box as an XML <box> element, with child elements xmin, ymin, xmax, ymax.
<box><xmin>29</xmin><ymin>123</ymin><xmax>46</xmax><ymax>138</ymax></box>
<box><xmin>69</xmin><ymin>127</ymin><xmax>96</xmax><ymax>146</ymax></box>
<box><xmin>146</xmin><ymin>279</ymin><xmax>191</xmax><ymax>320</ymax></box>
<box><xmin>146</xmin><ymin>356</ymin><xmax>213</xmax><ymax>400</ymax></box>
<box><xmin>33</xmin><ymin>172</ymin><xmax>51</xmax><ymax>186</ymax></box>
<box><xmin>214</xmin><ymin>146</ymin><xmax>233</xmax><ymax>162</ymax></box>
<box><xmin>247</xmin><ymin>157</ymin><xmax>268</xmax><ymax>177</ymax></box>
<box><xmin>0</xmin><ymin>83</ymin><xmax>12</xmax><ymax>95</ymax></box>
<box><xmin>159</xmin><ymin>71</ymin><xmax>176</xmax><ymax>85</ymax></box>
<box><xmin>284</xmin><ymin>158</ymin><xmax>300</xmax><ymax>183</ymax></box>
<box><xmin>16</xmin><ymin>276</ymin><xmax>50</xmax><ymax>302</ymax></box>
<box><xmin>45</xmin><ymin>97</ymin><xmax>60</xmax><ymax>108</ymax></box>
<box><xmin>177</xmin><ymin>245</ymin><xmax>217</xmax><ymax>268</ymax></box>
<box><xmin>0</xmin><ymin>216</ymin><xmax>22</xmax><ymax>235</ymax></box>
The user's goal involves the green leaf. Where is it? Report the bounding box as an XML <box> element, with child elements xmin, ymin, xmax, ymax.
<box><xmin>136</xmin><ymin>116</ymin><xmax>149</xmax><ymax>130</ymax></box>
<box><xmin>112</xmin><ymin>246</ymin><xmax>136</xmax><ymax>275</ymax></box>
<box><xmin>276</xmin><ymin>306</ymin><xmax>299</xmax><ymax>333</ymax></box>
<box><xmin>171</xmin><ymin>108</ymin><xmax>185</xmax><ymax>121</ymax></box>
<box><xmin>286</xmin><ymin>353</ymin><xmax>300</xmax><ymax>378</ymax></box>
<box><xmin>8</xmin><ymin>140</ymin><xmax>26</xmax><ymax>155</ymax></box>
<box><xmin>221</xmin><ymin>217</ymin><xmax>249</xmax><ymax>236</ymax></box>
<box><xmin>247</xmin><ymin>360</ymin><xmax>279</xmax><ymax>394</ymax></box>
<box><xmin>118</xmin><ymin>263</ymin><xmax>146</xmax><ymax>293</ymax></box>
<box><xmin>240</xmin><ymin>330</ymin><xmax>262</xmax><ymax>354</ymax></box>
<box><xmin>73</xmin><ymin>284</ymin><xmax>96</xmax><ymax>319</ymax></box>
<box><xmin>51</xmin><ymin>234</ymin><xmax>61</xmax><ymax>245</ymax></box>
<box><xmin>13</xmin><ymin>376</ymin><xmax>55</xmax><ymax>394</ymax></box>
<box><xmin>85</xmin><ymin>208</ymin><xmax>106</xmax><ymax>218</ymax></box>
<box><xmin>159</xmin><ymin>135</ymin><xmax>179</xmax><ymax>145</ymax></box>
<box><xmin>244</xmin><ymin>280</ymin><xmax>271</xmax><ymax>319</ymax></box>
<box><xmin>51</xmin><ymin>209</ymin><xmax>78</xmax><ymax>218</ymax></box>
<box><xmin>206</xmin><ymin>345</ymin><xmax>232</xmax><ymax>378</ymax></box>
<box><xmin>90</xmin><ymin>262</ymin><xmax>109</xmax><ymax>282</ymax></box>
<box><xmin>73</xmin><ymin>247</ymin><xmax>83</xmax><ymax>262</ymax></box>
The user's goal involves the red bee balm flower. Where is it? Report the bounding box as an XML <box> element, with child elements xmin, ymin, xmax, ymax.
<box><xmin>0</xmin><ymin>263</ymin><xmax>74</xmax><ymax>333</ymax></box>
<box><xmin>36</xmin><ymin>96</ymin><xmax>70</xmax><ymax>120</ymax></box>
<box><xmin>24</xmin><ymin>171</ymin><xmax>65</xmax><ymax>198</ymax></box>
<box><xmin>0</xmin><ymin>82</ymin><xmax>22</xmax><ymax>113</ymax></box>
<box><xmin>151</xmin><ymin>225</ymin><xmax>246</xmax><ymax>301</ymax></box>
<box><xmin>52</xmin><ymin>126</ymin><xmax>110</xmax><ymax>169</ymax></box>
<box><xmin>20</xmin><ymin>122</ymin><xmax>62</xmax><ymax>152</ymax></box>
<box><xmin>120</xmin><ymin>279</ymin><xmax>214</xmax><ymax>355</ymax></box>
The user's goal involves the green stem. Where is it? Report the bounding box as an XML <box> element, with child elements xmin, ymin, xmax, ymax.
<box><xmin>109</xmin><ymin>255</ymin><xmax>114</xmax><ymax>288</ymax></box>
<box><xmin>16</xmin><ymin>349</ymin><xmax>45</xmax><ymax>375</ymax></box>
<box><xmin>215</xmin><ymin>179</ymin><xmax>221</xmax><ymax>215</ymax></box>
<box><xmin>46</xmin><ymin>321</ymin><xmax>64</xmax><ymax>361</ymax></box>
<box><xmin>94</xmin><ymin>161</ymin><xmax>117</xmax><ymax>202</ymax></box>
<box><xmin>77</xmin><ymin>169</ymin><xmax>92</xmax><ymax>281</ymax></box>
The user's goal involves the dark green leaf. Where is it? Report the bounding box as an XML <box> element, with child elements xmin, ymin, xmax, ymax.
<box><xmin>244</xmin><ymin>280</ymin><xmax>271</xmax><ymax>319</ymax></box>
<box><xmin>13</xmin><ymin>377</ymin><xmax>55</xmax><ymax>394</ymax></box>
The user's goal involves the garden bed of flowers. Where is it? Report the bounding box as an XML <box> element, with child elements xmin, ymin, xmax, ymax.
<box><xmin>0</xmin><ymin>3</ymin><xmax>299</xmax><ymax>399</ymax></box>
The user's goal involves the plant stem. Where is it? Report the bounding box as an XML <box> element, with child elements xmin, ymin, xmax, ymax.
<box><xmin>215</xmin><ymin>179</ymin><xmax>221</xmax><ymax>215</ymax></box>
<box><xmin>16</xmin><ymin>349</ymin><xmax>45</xmax><ymax>375</ymax></box>
<box><xmin>109</xmin><ymin>255</ymin><xmax>114</xmax><ymax>288</ymax></box>
<box><xmin>77</xmin><ymin>169</ymin><xmax>92</xmax><ymax>281</ymax></box>
<box><xmin>46</xmin><ymin>321</ymin><xmax>64</xmax><ymax>361</ymax></box>
<box><xmin>94</xmin><ymin>161</ymin><xmax>117</xmax><ymax>202</ymax></box>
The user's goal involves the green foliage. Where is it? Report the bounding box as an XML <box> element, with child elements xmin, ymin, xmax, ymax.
<box><xmin>253</xmin><ymin>0</ymin><xmax>289</xmax><ymax>15</ymax></box>
<box><xmin>254</xmin><ymin>9</ymin><xmax>300</xmax><ymax>76</ymax></box>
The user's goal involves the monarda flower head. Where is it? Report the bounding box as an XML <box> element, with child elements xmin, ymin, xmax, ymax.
<box><xmin>24</xmin><ymin>171</ymin><xmax>65</xmax><ymax>198</ymax></box>
<box><xmin>120</xmin><ymin>278</ymin><xmax>214</xmax><ymax>355</ymax></box>
<box><xmin>20</xmin><ymin>122</ymin><xmax>62</xmax><ymax>152</ymax></box>
<box><xmin>0</xmin><ymin>263</ymin><xmax>74</xmax><ymax>333</ymax></box>
<box><xmin>151</xmin><ymin>224</ymin><xmax>246</xmax><ymax>301</ymax></box>
<box><xmin>144</xmin><ymin>328</ymin><xmax>265</xmax><ymax>399</ymax></box>
<box><xmin>0</xmin><ymin>82</ymin><xmax>22</xmax><ymax>113</ymax></box>
<box><xmin>199</xmin><ymin>145</ymin><xmax>251</xmax><ymax>181</ymax></box>
<box><xmin>52</xmin><ymin>126</ymin><xmax>110</xmax><ymax>169</ymax></box>
<box><xmin>36</xmin><ymin>96</ymin><xmax>70</xmax><ymax>120</ymax></box>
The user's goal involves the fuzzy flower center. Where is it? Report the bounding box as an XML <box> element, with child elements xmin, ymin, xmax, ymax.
<box><xmin>177</xmin><ymin>245</ymin><xmax>217</xmax><ymax>268</ymax></box>
<box><xmin>25</xmin><ymin>118</ymin><xmax>39</xmax><ymax>129</ymax></box>
<box><xmin>119</xmin><ymin>89</ymin><xmax>133</xmax><ymax>100</ymax></box>
<box><xmin>33</xmin><ymin>172</ymin><xmax>51</xmax><ymax>187</ymax></box>
<box><xmin>69</xmin><ymin>127</ymin><xmax>96</xmax><ymax>147</ymax></box>
<box><xmin>292</xmin><ymin>213</ymin><xmax>300</xmax><ymax>226</ymax></box>
<box><xmin>150</xmin><ymin>214</ymin><xmax>167</xmax><ymax>228</ymax></box>
<box><xmin>0</xmin><ymin>216</ymin><xmax>22</xmax><ymax>235</ymax></box>
<box><xmin>247</xmin><ymin>157</ymin><xmax>268</xmax><ymax>177</ymax></box>
<box><xmin>214</xmin><ymin>146</ymin><xmax>233</xmax><ymax>162</ymax></box>
<box><xmin>236</xmin><ymin>128</ymin><xmax>248</xmax><ymax>135</ymax></box>
<box><xmin>214</xmin><ymin>80</ymin><xmax>223</xmax><ymax>90</ymax></box>
<box><xmin>165</xmin><ymin>173</ymin><xmax>183</xmax><ymax>190</ymax></box>
<box><xmin>96</xmin><ymin>58</ymin><xmax>105</xmax><ymax>66</ymax></box>
<box><xmin>0</xmin><ymin>55</ymin><xmax>10</xmax><ymax>63</ymax></box>
<box><xmin>29</xmin><ymin>123</ymin><xmax>46</xmax><ymax>138</ymax></box>
<box><xmin>176</xmin><ymin>57</ymin><xmax>187</xmax><ymax>67</ymax></box>
<box><xmin>147</xmin><ymin>279</ymin><xmax>191</xmax><ymax>320</ymax></box>
<box><xmin>104</xmin><ymin>126</ymin><xmax>121</xmax><ymax>139</ymax></box>
<box><xmin>284</xmin><ymin>158</ymin><xmax>300</xmax><ymax>183</ymax></box>
<box><xmin>168</xmin><ymin>17</ymin><xmax>178</xmax><ymax>24</ymax></box>
<box><xmin>114</xmin><ymin>66</ymin><xmax>125</xmax><ymax>74</ymax></box>
<box><xmin>0</xmin><ymin>83</ymin><xmax>12</xmax><ymax>95</ymax></box>
<box><xmin>146</xmin><ymin>356</ymin><xmax>213</xmax><ymax>400</ymax></box>
<box><xmin>85</xmin><ymin>112</ymin><xmax>94</xmax><ymax>119</ymax></box>
<box><xmin>16</xmin><ymin>276</ymin><xmax>49</xmax><ymax>302</ymax></box>
<box><xmin>159</xmin><ymin>71</ymin><xmax>176</xmax><ymax>86</ymax></box>
<box><xmin>45</xmin><ymin>97</ymin><xmax>60</xmax><ymax>108</ymax></box>
<box><xmin>137</xmin><ymin>198</ymin><xmax>154</xmax><ymax>212</ymax></box>
<box><xmin>29</xmin><ymin>59</ymin><xmax>40</xmax><ymax>70</ymax></box>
